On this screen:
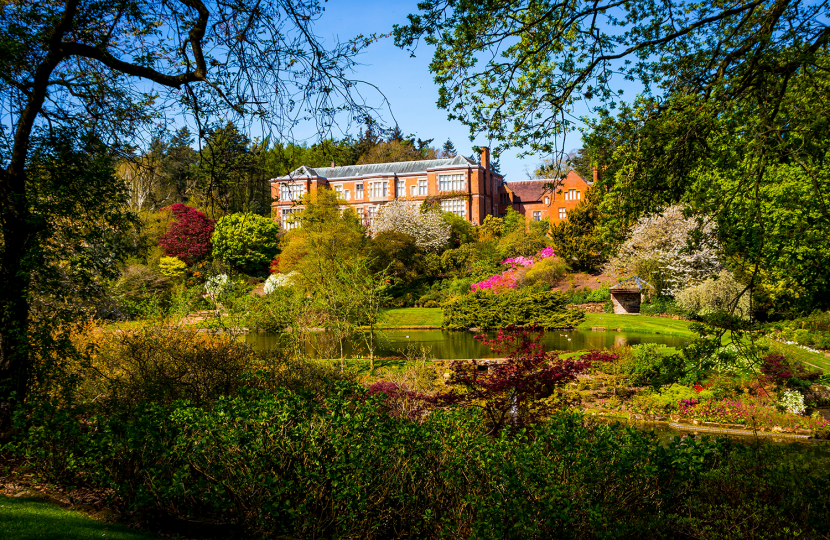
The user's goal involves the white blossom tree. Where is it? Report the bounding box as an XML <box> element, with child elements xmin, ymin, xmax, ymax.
<box><xmin>607</xmin><ymin>206</ymin><xmax>723</xmax><ymax>295</ymax></box>
<box><xmin>369</xmin><ymin>200</ymin><xmax>450</xmax><ymax>253</ymax></box>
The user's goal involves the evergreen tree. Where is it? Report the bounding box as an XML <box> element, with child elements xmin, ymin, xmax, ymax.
<box><xmin>441</xmin><ymin>138</ymin><xmax>457</xmax><ymax>157</ymax></box>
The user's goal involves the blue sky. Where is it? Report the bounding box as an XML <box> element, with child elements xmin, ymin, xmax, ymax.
<box><xmin>291</xmin><ymin>0</ymin><xmax>588</xmax><ymax>181</ymax></box>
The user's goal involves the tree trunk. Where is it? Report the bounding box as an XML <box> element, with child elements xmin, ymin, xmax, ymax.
<box><xmin>0</xmin><ymin>187</ymin><xmax>34</xmax><ymax>433</ymax></box>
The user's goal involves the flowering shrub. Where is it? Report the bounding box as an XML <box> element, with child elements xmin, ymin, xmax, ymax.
<box><xmin>780</xmin><ymin>390</ymin><xmax>806</xmax><ymax>415</ymax></box>
<box><xmin>471</xmin><ymin>269</ymin><xmax>518</xmax><ymax>292</ymax></box>
<box><xmin>471</xmin><ymin>247</ymin><xmax>559</xmax><ymax>291</ymax></box>
<box><xmin>158</xmin><ymin>203</ymin><xmax>215</xmax><ymax>265</ymax></box>
<box><xmin>263</xmin><ymin>272</ymin><xmax>297</xmax><ymax>294</ymax></box>
<box><xmin>369</xmin><ymin>200</ymin><xmax>450</xmax><ymax>252</ymax></box>
<box><xmin>692</xmin><ymin>383</ymin><xmax>709</xmax><ymax>393</ymax></box>
<box><xmin>205</xmin><ymin>274</ymin><xmax>233</xmax><ymax>302</ymax></box>
<box><xmin>606</xmin><ymin>205</ymin><xmax>722</xmax><ymax>295</ymax></box>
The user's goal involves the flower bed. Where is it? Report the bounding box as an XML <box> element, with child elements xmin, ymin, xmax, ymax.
<box><xmin>672</xmin><ymin>398</ymin><xmax>828</xmax><ymax>433</ymax></box>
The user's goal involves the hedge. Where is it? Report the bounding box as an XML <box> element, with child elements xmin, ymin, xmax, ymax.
<box><xmin>442</xmin><ymin>289</ymin><xmax>585</xmax><ymax>330</ymax></box>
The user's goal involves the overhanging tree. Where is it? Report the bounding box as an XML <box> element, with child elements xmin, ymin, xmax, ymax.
<box><xmin>0</xmin><ymin>0</ymin><xmax>380</xmax><ymax>427</ymax></box>
<box><xmin>395</xmin><ymin>0</ymin><xmax>830</xmax><ymax>311</ymax></box>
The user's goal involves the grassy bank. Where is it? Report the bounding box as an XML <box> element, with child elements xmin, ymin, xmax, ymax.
<box><xmin>378</xmin><ymin>307</ymin><xmax>695</xmax><ymax>336</ymax></box>
<box><xmin>766</xmin><ymin>339</ymin><xmax>830</xmax><ymax>373</ymax></box>
<box><xmin>0</xmin><ymin>496</ymin><xmax>162</xmax><ymax>540</ymax></box>
<box><xmin>378</xmin><ymin>308</ymin><xmax>443</xmax><ymax>328</ymax></box>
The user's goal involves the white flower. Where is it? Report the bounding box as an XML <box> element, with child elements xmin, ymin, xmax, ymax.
<box><xmin>263</xmin><ymin>272</ymin><xmax>297</xmax><ymax>294</ymax></box>
<box><xmin>205</xmin><ymin>274</ymin><xmax>233</xmax><ymax>301</ymax></box>
<box><xmin>607</xmin><ymin>205</ymin><xmax>723</xmax><ymax>294</ymax></box>
<box><xmin>780</xmin><ymin>390</ymin><xmax>806</xmax><ymax>415</ymax></box>
<box><xmin>369</xmin><ymin>199</ymin><xmax>450</xmax><ymax>252</ymax></box>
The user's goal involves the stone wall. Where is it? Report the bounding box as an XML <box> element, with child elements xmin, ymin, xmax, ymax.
<box><xmin>611</xmin><ymin>291</ymin><xmax>642</xmax><ymax>314</ymax></box>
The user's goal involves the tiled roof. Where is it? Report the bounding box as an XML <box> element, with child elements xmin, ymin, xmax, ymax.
<box><xmin>503</xmin><ymin>180</ymin><xmax>551</xmax><ymax>203</ymax></box>
<box><xmin>276</xmin><ymin>155</ymin><xmax>478</xmax><ymax>180</ymax></box>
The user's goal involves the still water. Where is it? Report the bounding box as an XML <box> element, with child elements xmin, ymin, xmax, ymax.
<box><xmin>244</xmin><ymin>329</ymin><xmax>690</xmax><ymax>359</ymax></box>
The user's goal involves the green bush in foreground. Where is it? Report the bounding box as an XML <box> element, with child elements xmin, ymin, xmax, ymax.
<box><xmin>442</xmin><ymin>289</ymin><xmax>585</xmax><ymax>329</ymax></box>
<box><xmin>6</xmin><ymin>386</ymin><xmax>829</xmax><ymax>540</ymax></box>
<box><xmin>211</xmin><ymin>212</ymin><xmax>280</xmax><ymax>273</ymax></box>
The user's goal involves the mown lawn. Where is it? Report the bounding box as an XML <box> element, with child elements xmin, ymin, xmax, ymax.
<box><xmin>765</xmin><ymin>339</ymin><xmax>830</xmax><ymax>374</ymax></box>
<box><xmin>379</xmin><ymin>308</ymin><xmax>443</xmax><ymax>328</ymax></box>
<box><xmin>0</xmin><ymin>496</ymin><xmax>164</xmax><ymax>540</ymax></box>
<box><xmin>579</xmin><ymin>313</ymin><xmax>695</xmax><ymax>337</ymax></box>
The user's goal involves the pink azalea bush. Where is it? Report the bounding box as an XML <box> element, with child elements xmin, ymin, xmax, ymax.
<box><xmin>471</xmin><ymin>247</ymin><xmax>556</xmax><ymax>292</ymax></box>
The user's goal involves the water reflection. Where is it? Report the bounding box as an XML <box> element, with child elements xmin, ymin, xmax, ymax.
<box><xmin>244</xmin><ymin>329</ymin><xmax>690</xmax><ymax>359</ymax></box>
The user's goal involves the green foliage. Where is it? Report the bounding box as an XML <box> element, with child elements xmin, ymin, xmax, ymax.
<box><xmin>441</xmin><ymin>211</ymin><xmax>476</xmax><ymax>247</ymax></box>
<box><xmin>498</xmin><ymin>228</ymin><xmax>549</xmax><ymax>259</ymax></box>
<box><xmin>367</xmin><ymin>231</ymin><xmax>422</xmax><ymax>286</ymax></box>
<box><xmin>549</xmin><ymin>186</ymin><xmax>606</xmax><ymax>270</ymax></box>
<box><xmin>640</xmin><ymin>296</ymin><xmax>686</xmax><ymax>317</ymax></box>
<box><xmin>211</xmin><ymin>212</ymin><xmax>280</xmax><ymax>273</ymax></box>
<box><xmin>8</xmin><ymin>392</ymin><xmax>830</xmax><ymax>539</ymax></box>
<box><xmin>157</xmin><ymin>256</ymin><xmax>187</xmax><ymax>279</ymax></box>
<box><xmin>623</xmin><ymin>343</ymin><xmax>684</xmax><ymax>389</ymax></box>
<box><xmin>113</xmin><ymin>265</ymin><xmax>172</xmax><ymax>316</ymax></box>
<box><xmin>442</xmin><ymin>290</ymin><xmax>585</xmax><ymax>330</ymax></box>
<box><xmin>517</xmin><ymin>256</ymin><xmax>568</xmax><ymax>288</ymax></box>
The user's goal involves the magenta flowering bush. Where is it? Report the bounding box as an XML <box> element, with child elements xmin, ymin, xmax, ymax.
<box><xmin>472</xmin><ymin>247</ymin><xmax>557</xmax><ymax>292</ymax></box>
<box><xmin>471</xmin><ymin>269</ymin><xmax>519</xmax><ymax>292</ymax></box>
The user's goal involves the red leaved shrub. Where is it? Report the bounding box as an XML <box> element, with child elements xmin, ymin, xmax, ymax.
<box><xmin>158</xmin><ymin>204</ymin><xmax>215</xmax><ymax>265</ymax></box>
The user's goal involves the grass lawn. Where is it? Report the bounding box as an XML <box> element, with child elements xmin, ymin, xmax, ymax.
<box><xmin>379</xmin><ymin>308</ymin><xmax>443</xmax><ymax>328</ymax></box>
<box><xmin>765</xmin><ymin>339</ymin><xmax>830</xmax><ymax>374</ymax></box>
<box><xmin>0</xmin><ymin>496</ymin><xmax>163</xmax><ymax>540</ymax></box>
<box><xmin>578</xmin><ymin>313</ymin><xmax>695</xmax><ymax>337</ymax></box>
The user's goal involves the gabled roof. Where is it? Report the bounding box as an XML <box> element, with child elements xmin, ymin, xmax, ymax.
<box><xmin>503</xmin><ymin>180</ymin><xmax>550</xmax><ymax>203</ymax></box>
<box><xmin>275</xmin><ymin>155</ymin><xmax>479</xmax><ymax>181</ymax></box>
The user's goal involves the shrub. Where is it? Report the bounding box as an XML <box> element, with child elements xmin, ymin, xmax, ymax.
<box><xmin>75</xmin><ymin>322</ymin><xmax>265</xmax><ymax>407</ymax></box>
<box><xmin>623</xmin><ymin>343</ymin><xmax>684</xmax><ymax>388</ymax></box>
<box><xmin>157</xmin><ymin>256</ymin><xmax>187</xmax><ymax>279</ymax></box>
<box><xmin>676</xmin><ymin>270</ymin><xmax>752</xmax><ymax>318</ymax></box>
<box><xmin>442</xmin><ymin>289</ymin><xmax>585</xmax><ymax>329</ymax></box>
<box><xmin>204</xmin><ymin>273</ymin><xmax>233</xmax><ymax>302</ymax></box>
<box><xmin>263</xmin><ymin>271</ymin><xmax>297</xmax><ymax>294</ymax></box>
<box><xmin>9</xmin><ymin>394</ymin><xmax>830</xmax><ymax>539</ymax></box>
<box><xmin>780</xmin><ymin>390</ymin><xmax>806</xmax><ymax>415</ymax></box>
<box><xmin>113</xmin><ymin>264</ymin><xmax>172</xmax><ymax>315</ymax></box>
<box><xmin>212</xmin><ymin>212</ymin><xmax>280</xmax><ymax>272</ymax></box>
<box><xmin>157</xmin><ymin>203</ymin><xmax>215</xmax><ymax>264</ymax></box>
<box><xmin>518</xmin><ymin>256</ymin><xmax>568</xmax><ymax>287</ymax></box>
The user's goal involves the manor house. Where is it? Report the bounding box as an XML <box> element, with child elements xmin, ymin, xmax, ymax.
<box><xmin>270</xmin><ymin>147</ymin><xmax>593</xmax><ymax>229</ymax></box>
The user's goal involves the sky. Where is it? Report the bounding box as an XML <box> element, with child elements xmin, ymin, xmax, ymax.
<box><xmin>290</xmin><ymin>0</ymin><xmax>588</xmax><ymax>182</ymax></box>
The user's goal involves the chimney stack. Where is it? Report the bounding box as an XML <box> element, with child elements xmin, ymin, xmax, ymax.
<box><xmin>480</xmin><ymin>147</ymin><xmax>490</xmax><ymax>170</ymax></box>
<box><xmin>331</xmin><ymin>161</ymin><xmax>336</xmax><ymax>168</ymax></box>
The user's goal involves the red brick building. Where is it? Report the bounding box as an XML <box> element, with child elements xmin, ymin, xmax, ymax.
<box><xmin>497</xmin><ymin>170</ymin><xmax>593</xmax><ymax>225</ymax></box>
<box><xmin>271</xmin><ymin>148</ymin><xmax>502</xmax><ymax>228</ymax></box>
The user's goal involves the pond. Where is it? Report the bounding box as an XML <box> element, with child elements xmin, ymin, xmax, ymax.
<box><xmin>244</xmin><ymin>328</ymin><xmax>690</xmax><ymax>359</ymax></box>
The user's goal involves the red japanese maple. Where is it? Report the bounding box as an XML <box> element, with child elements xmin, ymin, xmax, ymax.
<box><xmin>428</xmin><ymin>325</ymin><xmax>592</xmax><ymax>434</ymax></box>
<box><xmin>158</xmin><ymin>204</ymin><xmax>215</xmax><ymax>265</ymax></box>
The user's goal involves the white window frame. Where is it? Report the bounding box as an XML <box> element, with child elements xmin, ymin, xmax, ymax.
<box><xmin>280</xmin><ymin>182</ymin><xmax>305</xmax><ymax>201</ymax></box>
<box><xmin>418</xmin><ymin>179</ymin><xmax>428</xmax><ymax>196</ymax></box>
<box><xmin>440</xmin><ymin>198</ymin><xmax>466</xmax><ymax>218</ymax></box>
<box><xmin>558</xmin><ymin>208</ymin><xmax>566</xmax><ymax>219</ymax></box>
<box><xmin>410</xmin><ymin>184</ymin><xmax>418</xmax><ymax>197</ymax></box>
<box><xmin>438</xmin><ymin>173</ymin><xmax>464</xmax><ymax>192</ymax></box>
<box><xmin>396</xmin><ymin>180</ymin><xmax>406</xmax><ymax>197</ymax></box>
<box><xmin>334</xmin><ymin>185</ymin><xmax>343</xmax><ymax>198</ymax></box>
<box><xmin>533</xmin><ymin>211</ymin><xmax>541</xmax><ymax>221</ymax></box>
<box><xmin>281</xmin><ymin>208</ymin><xmax>300</xmax><ymax>230</ymax></box>
<box><xmin>544</xmin><ymin>196</ymin><xmax>550</xmax><ymax>205</ymax></box>
<box><xmin>355</xmin><ymin>183</ymin><xmax>364</xmax><ymax>200</ymax></box>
